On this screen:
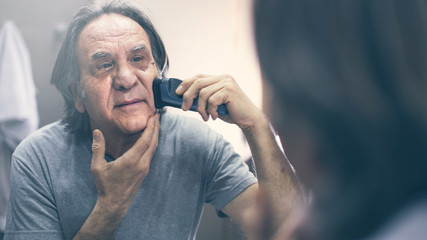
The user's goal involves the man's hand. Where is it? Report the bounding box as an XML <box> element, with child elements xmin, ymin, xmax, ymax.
<box><xmin>176</xmin><ymin>74</ymin><xmax>303</xmax><ymax>239</ymax></box>
<box><xmin>73</xmin><ymin>113</ymin><xmax>160</xmax><ymax>240</ymax></box>
<box><xmin>91</xmin><ymin>113</ymin><xmax>160</xmax><ymax>215</ymax></box>
<box><xmin>175</xmin><ymin>74</ymin><xmax>264</xmax><ymax>131</ymax></box>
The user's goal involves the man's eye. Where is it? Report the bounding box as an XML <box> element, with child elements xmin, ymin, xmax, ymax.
<box><xmin>131</xmin><ymin>56</ymin><xmax>144</xmax><ymax>62</ymax></box>
<box><xmin>98</xmin><ymin>63</ymin><xmax>113</xmax><ymax>70</ymax></box>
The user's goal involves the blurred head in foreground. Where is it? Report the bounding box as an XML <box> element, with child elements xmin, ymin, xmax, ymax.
<box><xmin>254</xmin><ymin>0</ymin><xmax>427</xmax><ymax>239</ymax></box>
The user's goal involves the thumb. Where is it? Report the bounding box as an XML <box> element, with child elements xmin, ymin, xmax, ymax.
<box><xmin>91</xmin><ymin>129</ymin><xmax>106</xmax><ymax>171</ymax></box>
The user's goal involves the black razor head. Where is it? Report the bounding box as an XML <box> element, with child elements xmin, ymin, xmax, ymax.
<box><xmin>152</xmin><ymin>78</ymin><xmax>164</xmax><ymax>109</ymax></box>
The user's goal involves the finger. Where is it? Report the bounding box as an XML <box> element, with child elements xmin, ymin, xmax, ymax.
<box><xmin>209</xmin><ymin>88</ymin><xmax>232</xmax><ymax>120</ymax></box>
<box><xmin>136</xmin><ymin>113</ymin><xmax>160</xmax><ymax>171</ymax></box>
<box><xmin>175</xmin><ymin>74</ymin><xmax>212</xmax><ymax>95</ymax></box>
<box><xmin>91</xmin><ymin>129</ymin><xmax>107</xmax><ymax>173</ymax></box>
<box><xmin>124</xmin><ymin>114</ymin><xmax>159</xmax><ymax>161</ymax></box>
<box><xmin>200</xmin><ymin>76</ymin><xmax>235</xmax><ymax>120</ymax></box>
<box><xmin>180</xmin><ymin>75</ymin><xmax>217</xmax><ymax>111</ymax></box>
<box><xmin>138</xmin><ymin>113</ymin><xmax>160</xmax><ymax>157</ymax></box>
<box><xmin>197</xmin><ymin>82</ymin><xmax>224</xmax><ymax>121</ymax></box>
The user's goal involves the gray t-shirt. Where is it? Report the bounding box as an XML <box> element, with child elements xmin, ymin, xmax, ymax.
<box><xmin>5</xmin><ymin>111</ymin><xmax>257</xmax><ymax>240</ymax></box>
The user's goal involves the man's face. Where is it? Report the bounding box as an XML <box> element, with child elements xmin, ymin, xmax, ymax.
<box><xmin>75</xmin><ymin>13</ymin><xmax>158</xmax><ymax>137</ymax></box>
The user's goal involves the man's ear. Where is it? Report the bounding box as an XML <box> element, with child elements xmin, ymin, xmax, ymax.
<box><xmin>71</xmin><ymin>85</ymin><xmax>86</xmax><ymax>113</ymax></box>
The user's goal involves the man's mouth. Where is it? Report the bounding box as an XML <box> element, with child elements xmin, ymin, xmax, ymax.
<box><xmin>115</xmin><ymin>99</ymin><xmax>144</xmax><ymax>108</ymax></box>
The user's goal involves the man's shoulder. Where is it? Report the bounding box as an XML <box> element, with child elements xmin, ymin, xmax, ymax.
<box><xmin>13</xmin><ymin>120</ymin><xmax>85</xmax><ymax>159</ymax></box>
<box><xmin>20</xmin><ymin>120</ymin><xmax>68</xmax><ymax>144</ymax></box>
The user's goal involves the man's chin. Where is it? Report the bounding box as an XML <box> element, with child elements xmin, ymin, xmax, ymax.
<box><xmin>120</xmin><ymin>116</ymin><xmax>153</xmax><ymax>135</ymax></box>
<box><xmin>120</xmin><ymin>124</ymin><xmax>147</xmax><ymax>135</ymax></box>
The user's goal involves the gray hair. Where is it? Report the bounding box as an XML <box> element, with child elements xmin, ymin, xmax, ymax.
<box><xmin>51</xmin><ymin>1</ymin><xmax>169</xmax><ymax>134</ymax></box>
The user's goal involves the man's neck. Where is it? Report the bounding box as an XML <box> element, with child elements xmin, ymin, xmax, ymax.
<box><xmin>102</xmin><ymin>130</ymin><xmax>142</xmax><ymax>159</ymax></box>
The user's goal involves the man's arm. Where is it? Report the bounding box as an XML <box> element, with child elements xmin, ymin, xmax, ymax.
<box><xmin>222</xmin><ymin>114</ymin><xmax>302</xmax><ymax>238</ymax></box>
<box><xmin>73</xmin><ymin>114</ymin><xmax>160</xmax><ymax>240</ymax></box>
<box><xmin>177</xmin><ymin>74</ymin><xmax>303</xmax><ymax>238</ymax></box>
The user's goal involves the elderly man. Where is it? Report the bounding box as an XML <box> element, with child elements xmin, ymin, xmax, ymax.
<box><xmin>4</xmin><ymin>2</ymin><xmax>301</xmax><ymax>240</ymax></box>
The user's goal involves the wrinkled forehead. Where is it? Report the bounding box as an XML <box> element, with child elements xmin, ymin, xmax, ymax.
<box><xmin>76</xmin><ymin>13</ymin><xmax>152</xmax><ymax>56</ymax></box>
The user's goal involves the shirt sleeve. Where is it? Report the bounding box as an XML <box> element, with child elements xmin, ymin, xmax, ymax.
<box><xmin>4</xmin><ymin>153</ymin><xmax>63</xmax><ymax>240</ymax></box>
<box><xmin>203</xmin><ymin>132</ymin><xmax>258</xmax><ymax>214</ymax></box>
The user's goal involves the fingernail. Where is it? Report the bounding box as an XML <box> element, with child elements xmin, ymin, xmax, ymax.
<box><xmin>93</xmin><ymin>130</ymin><xmax>100</xmax><ymax>141</ymax></box>
<box><xmin>176</xmin><ymin>85</ymin><xmax>183</xmax><ymax>94</ymax></box>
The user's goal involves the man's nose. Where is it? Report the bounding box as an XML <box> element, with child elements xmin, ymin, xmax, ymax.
<box><xmin>112</xmin><ymin>63</ymin><xmax>137</xmax><ymax>91</ymax></box>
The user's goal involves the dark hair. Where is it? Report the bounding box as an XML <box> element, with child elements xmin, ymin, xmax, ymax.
<box><xmin>51</xmin><ymin>1</ymin><xmax>169</xmax><ymax>134</ymax></box>
<box><xmin>254</xmin><ymin>0</ymin><xmax>427</xmax><ymax>239</ymax></box>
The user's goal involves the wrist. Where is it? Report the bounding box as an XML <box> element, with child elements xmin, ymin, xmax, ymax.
<box><xmin>241</xmin><ymin>113</ymin><xmax>271</xmax><ymax>137</ymax></box>
<box><xmin>74</xmin><ymin>199</ymin><xmax>127</xmax><ymax>240</ymax></box>
<box><xmin>95</xmin><ymin>198</ymin><xmax>129</xmax><ymax>223</ymax></box>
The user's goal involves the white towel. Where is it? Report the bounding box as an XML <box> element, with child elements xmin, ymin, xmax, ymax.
<box><xmin>0</xmin><ymin>21</ymin><xmax>39</xmax><ymax>149</ymax></box>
